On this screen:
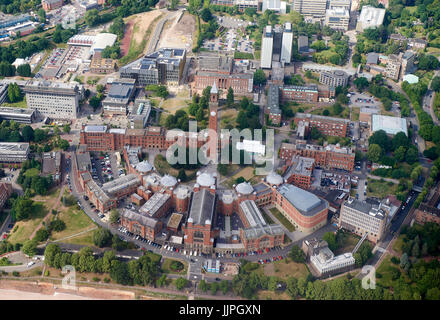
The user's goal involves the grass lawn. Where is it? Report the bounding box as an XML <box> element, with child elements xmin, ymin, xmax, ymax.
<box><xmin>262</xmin><ymin>259</ymin><xmax>310</xmax><ymax>279</ymax></box>
<box><xmin>161</xmin><ymin>98</ymin><xmax>189</xmax><ymax>114</ymax></box>
<box><xmin>257</xmin><ymin>290</ymin><xmax>291</xmax><ymax>300</ymax></box>
<box><xmin>334</xmin><ymin>232</ymin><xmax>361</xmax><ymax>256</ymax></box>
<box><xmin>62</xmin><ymin>229</ymin><xmax>95</xmax><ymax>247</ymax></box>
<box><xmin>351</xmin><ymin>107</ymin><xmax>360</xmax><ymax>121</ymax></box>
<box><xmin>375</xmin><ymin>255</ymin><xmax>409</xmax><ymax>288</ymax></box>
<box><xmin>161</xmin><ymin>258</ymin><xmax>188</xmax><ymax>275</ymax></box>
<box><xmin>220</xmin><ymin>108</ymin><xmax>238</xmax><ymax>129</ymax></box>
<box><xmin>392</xmin><ymin>235</ymin><xmax>406</xmax><ymax>255</ymax></box>
<box><xmin>50</xmin><ymin>206</ymin><xmax>96</xmax><ymax>241</ymax></box>
<box><xmin>7</xmin><ymin>203</ymin><xmax>47</xmax><ymax>244</ymax></box>
<box><xmin>269</xmin><ymin>207</ymin><xmax>295</xmax><ymax>232</ymax></box>
<box><xmin>231</xmin><ymin>166</ymin><xmax>254</xmax><ymax>181</ymax></box>
<box><xmin>261</xmin><ymin>210</ymin><xmax>274</xmax><ymax>224</ymax></box>
<box><xmin>2</xmin><ymin>98</ymin><xmax>27</xmax><ymax>109</ymax></box>
<box><xmin>366</xmin><ymin>178</ymin><xmax>398</xmax><ymax>198</ymax></box>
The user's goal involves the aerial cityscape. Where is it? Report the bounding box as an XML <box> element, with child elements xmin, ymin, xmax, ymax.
<box><xmin>0</xmin><ymin>0</ymin><xmax>438</xmax><ymax>303</ymax></box>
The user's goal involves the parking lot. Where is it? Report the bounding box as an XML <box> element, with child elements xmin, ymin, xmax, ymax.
<box><xmin>202</xmin><ymin>28</ymin><xmax>254</xmax><ymax>54</ymax></box>
<box><xmin>349</xmin><ymin>92</ymin><xmax>381</xmax><ymax>108</ymax></box>
<box><xmin>90</xmin><ymin>152</ymin><xmax>124</xmax><ymax>185</ymax></box>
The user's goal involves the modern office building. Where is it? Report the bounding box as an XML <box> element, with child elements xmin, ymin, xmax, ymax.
<box><xmin>298</xmin><ymin>35</ymin><xmax>309</xmax><ymax>54</ymax></box>
<box><xmin>325</xmin><ymin>7</ymin><xmax>350</xmax><ymax>31</ymax></box>
<box><xmin>102</xmin><ymin>78</ymin><xmax>136</xmax><ymax>115</ymax></box>
<box><xmin>274</xmin><ymin>184</ymin><xmax>328</xmax><ymax>233</ymax></box>
<box><xmin>328</xmin><ymin>0</ymin><xmax>351</xmax><ymax>10</ymax></box>
<box><xmin>0</xmin><ymin>107</ymin><xmax>36</xmax><ymax>124</ymax></box>
<box><xmin>120</xmin><ymin>48</ymin><xmax>186</xmax><ymax>86</ymax></box>
<box><xmin>310</xmin><ymin>248</ymin><xmax>355</xmax><ymax>277</ymax></box>
<box><xmin>129</xmin><ymin>98</ymin><xmax>151</xmax><ymax>129</ymax></box>
<box><xmin>356</xmin><ymin>6</ymin><xmax>386</xmax><ymax>32</ymax></box>
<box><xmin>261</xmin><ymin>26</ymin><xmax>274</xmax><ymax>69</ymax></box>
<box><xmin>339</xmin><ymin>197</ymin><xmax>388</xmax><ymax>243</ymax></box>
<box><xmin>23</xmin><ymin>80</ymin><xmax>83</xmax><ymax>119</ymax></box>
<box><xmin>319</xmin><ymin>70</ymin><xmax>349</xmax><ymax>88</ymax></box>
<box><xmin>0</xmin><ymin>142</ymin><xmax>30</xmax><ymax>164</ymax></box>
<box><xmin>280</xmin><ymin>22</ymin><xmax>293</xmax><ymax>64</ymax></box>
<box><xmin>262</xmin><ymin>0</ymin><xmax>287</xmax><ymax>14</ymax></box>
<box><xmin>292</xmin><ymin>0</ymin><xmax>327</xmax><ymax>18</ymax></box>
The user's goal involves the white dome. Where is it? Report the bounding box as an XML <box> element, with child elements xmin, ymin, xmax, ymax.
<box><xmin>136</xmin><ymin>160</ymin><xmax>153</xmax><ymax>173</ymax></box>
<box><xmin>161</xmin><ymin>174</ymin><xmax>177</xmax><ymax>187</ymax></box>
<box><xmin>235</xmin><ymin>182</ymin><xmax>253</xmax><ymax>195</ymax></box>
<box><xmin>197</xmin><ymin>172</ymin><xmax>215</xmax><ymax>187</ymax></box>
<box><xmin>266</xmin><ymin>171</ymin><xmax>283</xmax><ymax>186</ymax></box>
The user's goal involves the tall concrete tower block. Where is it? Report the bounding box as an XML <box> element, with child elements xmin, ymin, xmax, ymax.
<box><xmin>261</xmin><ymin>26</ymin><xmax>274</xmax><ymax>69</ymax></box>
<box><xmin>281</xmin><ymin>22</ymin><xmax>293</xmax><ymax>64</ymax></box>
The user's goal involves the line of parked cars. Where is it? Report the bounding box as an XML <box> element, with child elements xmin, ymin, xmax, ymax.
<box><xmin>118</xmin><ymin>226</ymin><xmax>162</xmax><ymax>248</ymax></box>
<box><xmin>258</xmin><ymin>256</ymin><xmax>284</xmax><ymax>264</ymax></box>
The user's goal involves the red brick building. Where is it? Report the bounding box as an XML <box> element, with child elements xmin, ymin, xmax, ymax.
<box><xmin>280</xmin><ymin>141</ymin><xmax>355</xmax><ymax>172</ymax></box>
<box><xmin>294</xmin><ymin>113</ymin><xmax>350</xmax><ymax>137</ymax></box>
<box><xmin>274</xmin><ymin>184</ymin><xmax>328</xmax><ymax>233</ymax></box>
<box><xmin>0</xmin><ymin>182</ymin><xmax>12</xmax><ymax>210</ymax></box>
<box><xmin>182</xmin><ymin>189</ymin><xmax>217</xmax><ymax>254</ymax></box>
<box><xmin>281</xmin><ymin>85</ymin><xmax>319</xmax><ymax>103</ymax></box>
<box><xmin>415</xmin><ymin>204</ymin><xmax>440</xmax><ymax>226</ymax></box>
<box><xmin>120</xmin><ymin>209</ymin><xmax>162</xmax><ymax>241</ymax></box>
<box><xmin>283</xmin><ymin>156</ymin><xmax>315</xmax><ymax>189</ymax></box>
<box><xmin>42</xmin><ymin>0</ymin><xmax>63</xmax><ymax>11</ymax></box>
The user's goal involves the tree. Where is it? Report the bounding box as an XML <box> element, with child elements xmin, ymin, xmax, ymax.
<box><xmin>63</xmin><ymin>125</ymin><xmax>71</xmax><ymax>134</ymax></box>
<box><xmin>7</xmin><ymin>83</ymin><xmax>22</xmax><ymax>103</ymax></box>
<box><xmin>431</xmin><ymin>76</ymin><xmax>440</xmax><ymax>92</ymax></box>
<box><xmin>35</xmin><ymin>228</ymin><xmax>49</xmax><ymax>242</ymax></box>
<box><xmin>156</xmin><ymin>86</ymin><xmax>169</xmax><ymax>99</ymax></box>
<box><xmin>426</xmin><ymin>287</ymin><xmax>440</xmax><ymax>300</ymax></box>
<box><xmin>58</xmin><ymin>139</ymin><xmax>69</xmax><ymax>151</ymax></box>
<box><xmin>37</xmin><ymin>8</ymin><xmax>46</xmax><ymax>22</ymax></box>
<box><xmin>310</xmin><ymin>127</ymin><xmax>322</xmax><ymax>140</ymax></box>
<box><xmin>405</xmin><ymin>147</ymin><xmax>418</xmax><ymax>164</ymax></box>
<box><xmin>418</xmin><ymin>54</ymin><xmax>440</xmax><ymax>71</ymax></box>
<box><xmin>109</xmin><ymin>209</ymin><xmax>120</xmax><ymax>224</ymax></box>
<box><xmin>22</xmin><ymin>240</ymin><xmax>37</xmax><ymax>257</ymax></box>
<box><xmin>392</xmin><ymin>132</ymin><xmax>409</xmax><ymax>151</ymax></box>
<box><xmin>201</xmin><ymin>8</ymin><xmax>213</xmax><ymax>22</ymax></box>
<box><xmin>369</xmin><ymin>130</ymin><xmax>390</xmax><ymax>150</ymax></box>
<box><xmin>16</xmin><ymin>64</ymin><xmax>31</xmax><ymax>77</ymax></box>
<box><xmin>289</xmin><ymin>245</ymin><xmax>306</xmax><ymax>263</ymax></box>
<box><xmin>367</xmin><ymin>144</ymin><xmax>382</xmax><ymax>163</ymax></box>
<box><xmin>253</xmin><ymin>69</ymin><xmax>266</xmax><ymax>86</ymax></box>
<box><xmin>219</xmin><ymin>280</ymin><xmax>229</xmax><ymax>294</ymax></box>
<box><xmin>89</xmin><ymin>96</ymin><xmax>101</xmax><ymax>110</ymax></box>
<box><xmin>323</xmin><ymin>232</ymin><xmax>338</xmax><ymax>251</ymax></box>
<box><xmin>354</xmin><ymin>77</ymin><xmax>369</xmax><ymax>92</ymax></box>
<box><xmin>400</xmin><ymin>253</ymin><xmax>410</xmax><ymax>270</ymax></box>
<box><xmin>44</xmin><ymin>243</ymin><xmax>61</xmax><ymax>267</ymax></box>
<box><xmin>177</xmin><ymin>168</ymin><xmax>187</xmax><ymax>182</ymax></box>
<box><xmin>93</xmin><ymin>228</ymin><xmax>112</xmax><ymax>248</ymax></box>
<box><xmin>226</xmin><ymin>87</ymin><xmax>234</xmax><ymax>107</ymax></box>
<box><xmin>49</xmin><ymin>219</ymin><xmax>66</xmax><ymax>232</ymax></box>
<box><xmin>11</xmin><ymin>197</ymin><xmax>33</xmax><ymax>221</ymax></box>
<box><xmin>21</xmin><ymin>125</ymin><xmax>34</xmax><ymax>142</ymax></box>
<box><xmin>199</xmin><ymin>279</ymin><xmax>209</xmax><ymax>292</ymax></box>
<box><xmin>394</xmin><ymin>146</ymin><xmax>407</xmax><ymax>162</ymax></box>
<box><xmin>110</xmin><ymin>260</ymin><xmax>132</xmax><ymax>285</ymax></box>
<box><xmin>175</xmin><ymin>277</ymin><xmax>188</xmax><ymax>290</ymax></box>
<box><xmin>34</xmin><ymin>129</ymin><xmax>47</xmax><ymax>143</ymax></box>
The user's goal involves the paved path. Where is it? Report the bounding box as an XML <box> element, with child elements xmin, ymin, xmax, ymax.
<box><xmin>366</xmin><ymin>174</ymin><xmax>399</xmax><ymax>184</ymax></box>
<box><xmin>52</xmin><ymin>227</ymin><xmax>98</xmax><ymax>243</ymax></box>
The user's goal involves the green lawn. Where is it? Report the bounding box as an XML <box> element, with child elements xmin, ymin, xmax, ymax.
<box><xmin>144</xmin><ymin>250</ymin><xmax>162</xmax><ymax>264</ymax></box>
<box><xmin>62</xmin><ymin>230</ymin><xmax>95</xmax><ymax>247</ymax></box>
<box><xmin>366</xmin><ymin>178</ymin><xmax>398</xmax><ymax>199</ymax></box>
<box><xmin>161</xmin><ymin>258</ymin><xmax>188</xmax><ymax>275</ymax></box>
<box><xmin>261</xmin><ymin>259</ymin><xmax>310</xmax><ymax>280</ymax></box>
<box><xmin>2</xmin><ymin>98</ymin><xmax>27</xmax><ymax>109</ymax></box>
<box><xmin>334</xmin><ymin>232</ymin><xmax>361</xmax><ymax>256</ymax></box>
<box><xmin>376</xmin><ymin>255</ymin><xmax>406</xmax><ymax>288</ymax></box>
<box><xmin>7</xmin><ymin>203</ymin><xmax>47</xmax><ymax>244</ymax></box>
<box><xmin>50</xmin><ymin>206</ymin><xmax>95</xmax><ymax>241</ymax></box>
<box><xmin>269</xmin><ymin>207</ymin><xmax>295</xmax><ymax>232</ymax></box>
<box><xmin>262</xmin><ymin>210</ymin><xmax>274</xmax><ymax>224</ymax></box>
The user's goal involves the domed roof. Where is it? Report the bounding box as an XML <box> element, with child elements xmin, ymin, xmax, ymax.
<box><xmin>136</xmin><ymin>160</ymin><xmax>153</xmax><ymax>173</ymax></box>
<box><xmin>197</xmin><ymin>172</ymin><xmax>215</xmax><ymax>187</ymax></box>
<box><xmin>266</xmin><ymin>171</ymin><xmax>283</xmax><ymax>186</ymax></box>
<box><xmin>235</xmin><ymin>182</ymin><xmax>253</xmax><ymax>195</ymax></box>
<box><xmin>160</xmin><ymin>174</ymin><xmax>177</xmax><ymax>187</ymax></box>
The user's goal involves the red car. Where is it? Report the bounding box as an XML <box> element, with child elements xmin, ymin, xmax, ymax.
<box><xmin>2</xmin><ymin>234</ymin><xmax>7</xmax><ymax>239</ymax></box>
<box><xmin>265</xmin><ymin>248</ymin><xmax>269</xmax><ymax>253</ymax></box>
<box><xmin>278</xmin><ymin>256</ymin><xmax>283</xmax><ymax>260</ymax></box>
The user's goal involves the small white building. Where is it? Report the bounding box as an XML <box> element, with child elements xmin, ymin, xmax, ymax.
<box><xmin>356</xmin><ymin>6</ymin><xmax>386</xmax><ymax>32</ymax></box>
<box><xmin>262</xmin><ymin>0</ymin><xmax>287</xmax><ymax>14</ymax></box>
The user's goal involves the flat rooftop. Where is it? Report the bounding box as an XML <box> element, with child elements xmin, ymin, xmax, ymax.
<box><xmin>371</xmin><ymin>114</ymin><xmax>408</xmax><ymax>136</ymax></box>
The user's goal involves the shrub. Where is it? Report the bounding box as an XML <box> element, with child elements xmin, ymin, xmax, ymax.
<box><xmin>170</xmin><ymin>260</ymin><xmax>184</xmax><ymax>272</ymax></box>
<box><xmin>93</xmin><ymin>277</ymin><xmax>100</xmax><ymax>282</ymax></box>
<box><xmin>390</xmin><ymin>256</ymin><xmax>400</xmax><ymax>265</ymax></box>
<box><xmin>104</xmin><ymin>277</ymin><xmax>110</xmax><ymax>283</ymax></box>
<box><xmin>12</xmin><ymin>271</ymin><xmax>19</xmax><ymax>277</ymax></box>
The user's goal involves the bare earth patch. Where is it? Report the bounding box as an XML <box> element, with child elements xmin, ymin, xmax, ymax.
<box><xmin>158</xmin><ymin>12</ymin><xmax>195</xmax><ymax>50</ymax></box>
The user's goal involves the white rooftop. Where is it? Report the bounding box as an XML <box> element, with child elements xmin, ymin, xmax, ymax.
<box><xmin>371</xmin><ymin>114</ymin><xmax>408</xmax><ymax>136</ymax></box>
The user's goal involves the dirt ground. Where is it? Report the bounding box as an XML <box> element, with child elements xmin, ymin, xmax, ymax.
<box><xmin>158</xmin><ymin>12</ymin><xmax>195</xmax><ymax>50</ymax></box>
<box><xmin>125</xmin><ymin>10</ymin><xmax>163</xmax><ymax>49</ymax></box>
<box><xmin>120</xmin><ymin>19</ymin><xmax>134</xmax><ymax>56</ymax></box>
<box><xmin>0</xmin><ymin>288</ymin><xmax>95</xmax><ymax>300</ymax></box>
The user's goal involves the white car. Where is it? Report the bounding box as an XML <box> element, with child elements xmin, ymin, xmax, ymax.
<box><xmin>27</xmin><ymin>261</ymin><xmax>35</xmax><ymax>267</ymax></box>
